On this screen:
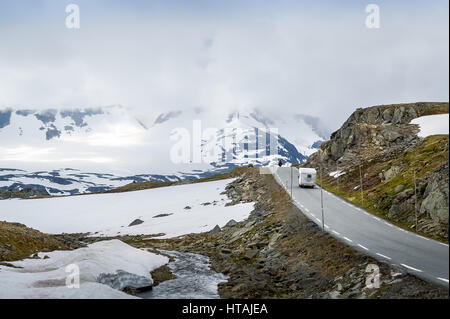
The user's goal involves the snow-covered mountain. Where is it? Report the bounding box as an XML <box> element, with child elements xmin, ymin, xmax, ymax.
<box><xmin>0</xmin><ymin>105</ymin><xmax>329</xmax><ymax>194</ymax></box>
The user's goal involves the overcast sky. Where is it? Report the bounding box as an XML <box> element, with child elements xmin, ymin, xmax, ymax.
<box><xmin>0</xmin><ymin>0</ymin><xmax>448</xmax><ymax>130</ymax></box>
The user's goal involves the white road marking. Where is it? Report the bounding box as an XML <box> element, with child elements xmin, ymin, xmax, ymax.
<box><xmin>343</xmin><ymin>236</ymin><xmax>353</xmax><ymax>243</ymax></box>
<box><xmin>416</xmin><ymin>235</ymin><xmax>430</xmax><ymax>241</ymax></box>
<box><xmin>400</xmin><ymin>264</ymin><xmax>423</xmax><ymax>272</ymax></box>
<box><xmin>275</xmin><ymin>171</ymin><xmax>448</xmax><ymax>283</ymax></box>
<box><xmin>357</xmin><ymin>244</ymin><xmax>369</xmax><ymax>251</ymax></box>
<box><xmin>376</xmin><ymin>253</ymin><xmax>392</xmax><ymax>260</ymax></box>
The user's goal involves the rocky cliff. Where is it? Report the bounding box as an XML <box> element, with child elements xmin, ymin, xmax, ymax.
<box><xmin>311</xmin><ymin>102</ymin><xmax>448</xmax><ymax>167</ymax></box>
<box><xmin>304</xmin><ymin>102</ymin><xmax>449</xmax><ymax>240</ymax></box>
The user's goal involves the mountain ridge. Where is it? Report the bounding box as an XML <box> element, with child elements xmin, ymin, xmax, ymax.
<box><xmin>0</xmin><ymin>105</ymin><xmax>323</xmax><ymax>195</ymax></box>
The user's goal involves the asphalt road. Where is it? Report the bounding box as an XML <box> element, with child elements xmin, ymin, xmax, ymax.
<box><xmin>272</xmin><ymin>167</ymin><xmax>449</xmax><ymax>288</ymax></box>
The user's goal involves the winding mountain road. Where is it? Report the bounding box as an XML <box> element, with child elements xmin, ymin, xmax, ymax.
<box><xmin>272</xmin><ymin>167</ymin><xmax>449</xmax><ymax>288</ymax></box>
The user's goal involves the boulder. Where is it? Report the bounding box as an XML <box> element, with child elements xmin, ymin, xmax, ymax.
<box><xmin>388</xmin><ymin>204</ymin><xmax>402</xmax><ymax>219</ymax></box>
<box><xmin>420</xmin><ymin>190</ymin><xmax>448</xmax><ymax>224</ymax></box>
<box><xmin>224</xmin><ymin>219</ymin><xmax>238</xmax><ymax>227</ymax></box>
<box><xmin>97</xmin><ymin>270</ymin><xmax>153</xmax><ymax>293</ymax></box>
<box><xmin>244</xmin><ymin>249</ymin><xmax>259</xmax><ymax>260</ymax></box>
<box><xmin>209</xmin><ymin>225</ymin><xmax>221</xmax><ymax>234</ymax></box>
<box><xmin>394</xmin><ymin>185</ymin><xmax>404</xmax><ymax>193</ymax></box>
<box><xmin>128</xmin><ymin>219</ymin><xmax>144</xmax><ymax>227</ymax></box>
<box><xmin>383</xmin><ymin>166</ymin><xmax>401</xmax><ymax>181</ymax></box>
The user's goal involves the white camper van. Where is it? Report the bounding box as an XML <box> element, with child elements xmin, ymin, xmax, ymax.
<box><xmin>298</xmin><ymin>168</ymin><xmax>317</xmax><ymax>188</ymax></box>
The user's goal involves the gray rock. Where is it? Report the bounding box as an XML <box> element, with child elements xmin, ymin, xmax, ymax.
<box><xmin>366</xmin><ymin>108</ymin><xmax>380</xmax><ymax>124</ymax></box>
<box><xmin>128</xmin><ymin>219</ymin><xmax>144</xmax><ymax>227</ymax></box>
<box><xmin>224</xmin><ymin>219</ymin><xmax>238</xmax><ymax>227</ymax></box>
<box><xmin>209</xmin><ymin>225</ymin><xmax>221</xmax><ymax>234</ymax></box>
<box><xmin>221</xmin><ymin>248</ymin><xmax>232</xmax><ymax>254</ymax></box>
<box><xmin>383</xmin><ymin>166</ymin><xmax>401</xmax><ymax>181</ymax></box>
<box><xmin>152</xmin><ymin>213</ymin><xmax>172</xmax><ymax>218</ymax></box>
<box><xmin>435</xmin><ymin>209</ymin><xmax>449</xmax><ymax>224</ymax></box>
<box><xmin>244</xmin><ymin>249</ymin><xmax>259</xmax><ymax>260</ymax></box>
<box><xmin>392</xmin><ymin>106</ymin><xmax>405</xmax><ymax>124</ymax></box>
<box><xmin>97</xmin><ymin>270</ymin><xmax>153</xmax><ymax>292</ymax></box>
<box><xmin>382</xmin><ymin>108</ymin><xmax>393</xmax><ymax>122</ymax></box>
<box><xmin>388</xmin><ymin>204</ymin><xmax>402</xmax><ymax>219</ymax></box>
<box><xmin>420</xmin><ymin>190</ymin><xmax>448</xmax><ymax>223</ymax></box>
<box><xmin>397</xmin><ymin>189</ymin><xmax>413</xmax><ymax>200</ymax></box>
<box><xmin>394</xmin><ymin>185</ymin><xmax>404</xmax><ymax>193</ymax></box>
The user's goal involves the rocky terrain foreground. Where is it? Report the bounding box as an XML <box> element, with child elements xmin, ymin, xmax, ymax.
<box><xmin>0</xmin><ymin>168</ymin><xmax>448</xmax><ymax>298</ymax></box>
<box><xmin>119</xmin><ymin>169</ymin><xmax>448</xmax><ymax>298</ymax></box>
<box><xmin>304</xmin><ymin>102</ymin><xmax>449</xmax><ymax>241</ymax></box>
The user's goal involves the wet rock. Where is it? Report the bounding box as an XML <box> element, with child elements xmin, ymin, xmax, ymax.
<box><xmin>97</xmin><ymin>270</ymin><xmax>153</xmax><ymax>293</ymax></box>
<box><xmin>150</xmin><ymin>265</ymin><xmax>175</xmax><ymax>287</ymax></box>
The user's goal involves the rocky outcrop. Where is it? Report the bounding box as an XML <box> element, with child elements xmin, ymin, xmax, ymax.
<box><xmin>309</xmin><ymin>103</ymin><xmax>447</xmax><ymax>169</ymax></box>
<box><xmin>0</xmin><ymin>221</ymin><xmax>84</xmax><ymax>262</ymax></box>
<box><xmin>0</xmin><ymin>188</ymin><xmax>50</xmax><ymax>200</ymax></box>
<box><xmin>304</xmin><ymin>102</ymin><xmax>449</xmax><ymax>239</ymax></box>
<box><xmin>420</xmin><ymin>163</ymin><xmax>449</xmax><ymax>228</ymax></box>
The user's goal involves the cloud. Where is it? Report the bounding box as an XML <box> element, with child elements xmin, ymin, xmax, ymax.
<box><xmin>0</xmin><ymin>0</ymin><xmax>448</xmax><ymax>132</ymax></box>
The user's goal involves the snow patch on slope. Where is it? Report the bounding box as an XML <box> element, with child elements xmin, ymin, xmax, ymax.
<box><xmin>329</xmin><ymin>170</ymin><xmax>345</xmax><ymax>178</ymax></box>
<box><xmin>411</xmin><ymin>114</ymin><xmax>449</xmax><ymax>138</ymax></box>
<box><xmin>0</xmin><ymin>179</ymin><xmax>253</xmax><ymax>238</ymax></box>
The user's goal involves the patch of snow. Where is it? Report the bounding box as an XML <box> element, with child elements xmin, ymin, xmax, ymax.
<box><xmin>0</xmin><ymin>240</ymin><xmax>169</xmax><ymax>299</ymax></box>
<box><xmin>410</xmin><ymin>114</ymin><xmax>449</xmax><ymax>138</ymax></box>
<box><xmin>0</xmin><ymin>179</ymin><xmax>253</xmax><ymax>238</ymax></box>
<box><xmin>329</xmin><ymin>170</ymin><xmax>345</xmax><ymax>178</ymax></box>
